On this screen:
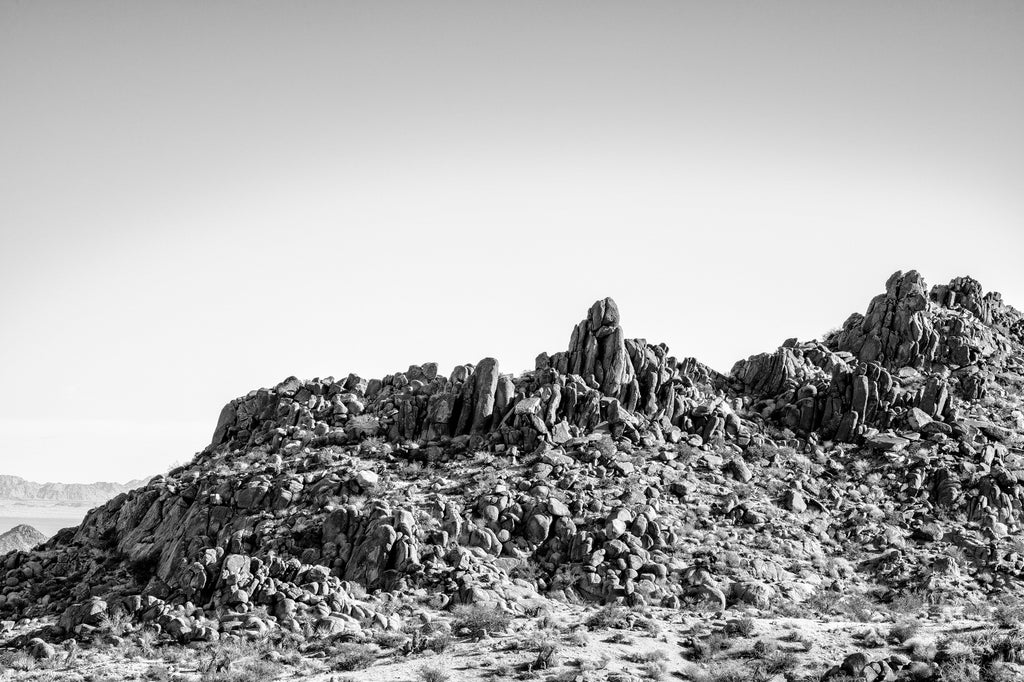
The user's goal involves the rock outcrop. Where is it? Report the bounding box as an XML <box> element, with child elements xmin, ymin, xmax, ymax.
<box><xmin>0</xmin><ymin>525</ymin><xmax>46</xmax><ymax>555</ymax></box>
<box><xmin>2</xmin><ymin>271</ymin><xmax>1023</xmax><ymax>664</ymax></box>
<box><xmin>0</xmin><ymin>476</ymin><xmax>149</xmax><ymax>503</ymax></box>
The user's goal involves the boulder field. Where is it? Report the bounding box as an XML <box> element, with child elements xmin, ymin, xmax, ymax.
<box><xmin>2</xmin><ymin>270</ymin><xmax>1023</xmax><ymax>678</ymax></box>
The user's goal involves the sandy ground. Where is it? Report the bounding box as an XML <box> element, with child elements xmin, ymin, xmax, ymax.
<box><xmin>1</xmin><ymin>603</ymin><xmax>1009</xmax><ymax>682</ymax></box>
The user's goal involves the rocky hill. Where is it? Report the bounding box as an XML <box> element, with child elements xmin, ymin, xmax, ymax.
<box><xmin>1</xmin><ymin>270</ymin><xmax>1023</xmax><ymax>681</ymax></box>
<box><xmin>0</xmin><ymin>526</ymin><xmax>46</xmax><ymax>556</ymax></box>
<box><xmin>0</xmin><ymin>476</ymin><xmax>149</xmax><ymax>504</ymax></box>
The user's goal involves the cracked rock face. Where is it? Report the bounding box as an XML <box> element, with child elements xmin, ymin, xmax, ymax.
<box><xmin>834</xmin><ymin>270</ymin><xmax>938</xmax><ymax>369</ymax></box>
<box><xmin>2</xmin><ymin>270</ymin><xmax>1024</xmax><ymax>664</ymax></box>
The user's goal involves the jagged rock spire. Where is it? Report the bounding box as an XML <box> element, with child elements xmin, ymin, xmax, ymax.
<box><xmin>566</xmin><ymin>297</ymin><xmax>633</xmax><ymax>397</ymax></box>
<box><xmin>833</xmin><ymin>270</ymin><xmax>938</xmax><ymax>369</ymax></box>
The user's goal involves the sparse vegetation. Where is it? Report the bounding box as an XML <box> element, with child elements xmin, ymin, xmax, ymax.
<box><xmin>625</xmin><ymin>649</ymin><xmax>668</xmax><ymax>664</ymax></box>
<box><xmin>585</xmin><ymin>605</ymin><xmax>633</xmax><ymax>630</ymax></box>
<box><xmin>640</xmin><ymin>660</ymin><xmax>668</xmax><ymax>680</ymax></box>
<box><xmin>725</xmin><ymin>617</ymin><xmax>755</xmax><ymax>637</ymax></box>
<box><xmin>418</xmin><ymin>665</ymin><xmax>450</xmax><ymax>682</ymax></box>
<box><xmin>703</xmin><ymin>660</ymin><xmax>751</xmax><ymax>682</ymax></box>
<box><xmin>994</xmin><ymin>600</ymin><xmax>1024</xmax><ymax>629</ymax></box>
<box><xmin>328</xmin><ymin>642</ymin><xmax>379</xmax><ymax>672</ymax></box>
<box><xmin>762</xmin><ymin>650</ymin><xmax>799</xmax><ymax>675</ymax></box>
<box><xmin>890</xmin><ymin>619</ymin><xmax>922</xmax><ymax>644</ymax></box>
<box><xmin>691</xmin><ymin>632</ymin><xmax>730</xmax><ymax>661</ymax></box>
<box><xmin>452</xmin><ymin>604</ymin><xmax>513</xmax><ymax>639</ymax></box>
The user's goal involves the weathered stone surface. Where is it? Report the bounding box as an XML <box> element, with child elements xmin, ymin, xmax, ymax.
<box><xmin>470</xmin><ymin>357</ymin><xmax>500</xmax><ymax>434</ymax></box>
<box><xmin>906</xmin><ymin>407</ymin><xmax>933</xmax><ymax>431</ymax></box>
<box><xmin>4</xmin><ymin>271</ymin><xmax>1024</xmax><ymax>667</ymax></box>
<box><xmin>834</xmin><ymin>270</ymin><xmax>936</xmax><ymax>369</ymax></box>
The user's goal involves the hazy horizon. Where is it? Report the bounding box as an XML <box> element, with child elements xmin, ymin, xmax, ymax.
<box><xmin>2</xmin><ymin>1</ymin><xmax>1022</xmax><ymax>483</ymax></box>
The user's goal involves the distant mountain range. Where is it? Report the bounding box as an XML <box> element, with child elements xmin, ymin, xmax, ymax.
<box><xmin>0</xmin><ymin>475</ymin><xmax>150</xmax><ymax>503</ymax></box>
<box><xmin>0</xmin><ymin>524</ymin><xmax>47</xmax><ymax>554</ymax></box>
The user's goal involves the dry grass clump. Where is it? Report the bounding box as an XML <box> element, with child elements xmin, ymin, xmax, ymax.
<box><xmin>890</xmin><ymin>619</ymin><xmax>923</xmax><ymax>644</ymax></box>
<box><xmin>405</xmin><ymin>620</ymin><xmax>453</xmax><ymax>654</ymax></box>
<box><xmin>993</xmin><ymin>600</ymin><xmax>1024</xmax><ymax>629</ymax></box>
<box><xmin>725</xmin><ymin>617</ymin><xmax>755</xmax><ymax>637</ymax></box>
<box><xmin>452</xmin><ymin>604</ymin><xmax>513</xmax><ymax>639</ymax></box>
<box><xmin>327</xmin><ymin>642</ymin><xmax>379</xmax><ymax>672</ymax></box>
<box><xmin>690</xmin><ymin>632</ymin><xmax>730</xmax><ymax>661</ymax></box>
<box><xmin>201</xmin><ymin>657</ymin><xmax>286</xmax><ymax>682</ymax></box>
<box><xmin>565</xmin><ymin>628</ymin><xmax>589</xmax><ymax>647</ymax></box>
<box><xmin>888</xmin><ymin>591</ymin><xmax>927</xmax><ymax>615</ymax></box>
<box><xmin>698</xmin><ymin>660</ymin><xmax>752</xmax><ymax>682</ymax></box>
<box><xmin>640</xmin><ymin>660</ymin><xmax>668</xmax><ymax>680</ymax></box>
<box><xmin>418</xmin><ymin>665</ymin><xmax>450</xmax><ymax>682</ymax></box>
<box><xmin>761</xmin><ymin>650</ymin><xmax>799</xmax><ymax>675</ymax></box>
<box><xmin>585</xmin><ymin>604</ymin><xmax>633</xmax><ymax>630</ymax></box>
<box><xmin>625</xmin><ymin>649</ymin><xmax>668</xmax><ymax>664</ymax></box>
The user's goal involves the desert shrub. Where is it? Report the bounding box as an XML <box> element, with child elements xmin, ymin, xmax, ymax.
<box><xmin>891</xmin><ymin>619</ymin><xmax>922</xmax><ymax>644</ymax></box>
<box><xmin>418</xmin><ymin>665</ymin><xmax>450</xmax><ymax>682</ymax></box>
<box><xmin>638</xmin><ymin>616</ymin><xmax>662</xmax><ymax>636</ymax></box>
<box><xmin>994</xmin><ymin>601</ymin><xmax>1024</xmax><ymax>629</ymax></box>
<box><xmin>452</xmin><ymin>604</ymin><xmax>512</xmax><ymax>639</ymax></box>
<box><xmin>725</xmin><ymin>617</ymin><xmax>755</xmax><ymax>638</ymax></box>
<box><xmin>565</xmin><ymin>629</ymin><xmax>589</xmax><ymax>647</ymax></box>
<box><xmin>121</xmin><ymin>628</ymin><xmax>159</xmax><ymax>659</ymax></box>
<box><xmin>328</xmin><ymin>642</ymin><xmax>379</xmax><ymax>671</ymax></box>
<box><xmin>889</xmin><ymin>591</ymin><xmax>927</xmax><ymax>614</ymax></box>
<box><xmin>750</xmin><ymin>639</ymin><xmax>775</xmax><ymax>659</ymax></box>
<box><xmin>372</xmin><ymin>630</ymin><xmax>409</xmax><ymax>649</ymax></box>
<box><xmin>5</xmin><ymin>651</ymin><xmax>36</xmax><ymax>671</ymax></box>
<box><xmin>144</xmin><ymin>663</ymin><xmax>173</xmax><ymax>681</ymax></box>
<box><xmin>641</xmin><ymin>661</ymin><xmax>668</xmax><ymax>680</ymax></box>
<box><xmin>531</xmin><ymin>643</ymin><xmax>558</xmax><ymax>670</ymax></box>
<box><xmin>508</xmin><ymin>559</ymin><xmax>541</xmax><ymax>584</ymax></box>
<box><xmin>986</xmin><ymin>630</ymin><xmax>1024</xmax><ymax>666</ymax></box>
<box><xmin>585</xmin><ymin>605</ymin><xmax>632</xmax><ymax>630</ymax></box>
<box><xmin>425</xmin><ymin>627</ymin><xmax>452</xmax><ymax>653</ymax></box>
<box><xmin>962</xmin><ymin>601</ymin><xmax>991</xmax><ymax>621</ymax></box>
<box><xmin>405</xmin><ymin>621</ymin><xmax>452</xmax><ymax>654</ymax></box>
<box><xmin>838</xmin><ymin>594</ymin><xmax>877</xmax><ymax>622</ymax></box>
<box><xmin>488</xmin><ymin>663</ymin><xmax>513</xmax><ymax>679</ymax></box>
<box><xmin>605</xmin><ymin>632</ymin><xmax>634</xmax><ymax>645</ymax></box>
<box><xmin>935</xmin><ymin>656</ymin><xmax>981</xmax><ymax>682</ymax></box>
<box><xmin>201</xmin><ymin>658</ymin><xmax>285</xmax><ymax>682</ymax></box>
<box><xmin>691</xmin><ymin>633</ymin><xmax>729</xmax><ymax>661</ymax></box>
<box><xmin>705</xmin><ymin>660</ymin><xmax>751</xmax><ymax>682</ymax></box>
<box><xmin>799</xmin><ymin>588</ymin><xmax>842</xmax><ymax>616</ymax></box>
<box><xmin>625</xmin><ymin>649</ymin><xmax>668</xmax><ymax>664</ymax></box>
<box><xmin>99</xmin><ymin>608</ymin><xmax>134</xmax><ymax>637</ymax></box>
<box><xmin>580</xmin><ymin>654</ymin><xmax>611</xmax><ymax>671</ymax></box>
<box><xmin>762</xmin><ymin>650</ymin><xmax>799</xmax><ymax>675</ymax></box>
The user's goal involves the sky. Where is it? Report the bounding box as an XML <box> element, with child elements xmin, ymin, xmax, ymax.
<box><xmin>1</xmin><ymin>1</ymin><xmax>1022</xmax><ymax>483</ymax></box>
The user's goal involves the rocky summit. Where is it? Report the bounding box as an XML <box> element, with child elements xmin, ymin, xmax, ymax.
<box><xmin>3</xmin><ymin>270</ymin><xmax>1024</xmax><ymax>682</ymax></box>
<box><xmin>0</xmin><ymin>527</ymin><xmax>45</xmax><ymax>558</ymax></box>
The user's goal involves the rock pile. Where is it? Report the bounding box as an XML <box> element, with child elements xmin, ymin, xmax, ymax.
<box><xmin>1</xmin><ymin>270</ymin><xmax>1023</xmax><ymax>670</ymax></box>
<box><xmin>0</xmin><ymin>525</ymin><xmax>46</xmax><ymax>556</ymax></box>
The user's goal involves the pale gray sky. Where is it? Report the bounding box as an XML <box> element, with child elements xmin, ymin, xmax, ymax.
<box><xmin>1</xmin><ymin>1</ymin><xmax>1022</xmax><ymax>483</ymax></box>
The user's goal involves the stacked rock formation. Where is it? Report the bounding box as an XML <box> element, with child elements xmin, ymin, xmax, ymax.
<box><xmin>2</xmin><ymin>271</ymin><xmax>1023</xmax><ymax>665</ymax></box>
<box><xmin>833</xmin><ymin>270</ymin><xmax>939</xmax><ymax>369</ymax></box>
<box><xmin>210</xmin><ymin>297</ymin><xmax>734</xmax><ymax>461</ymax></box>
